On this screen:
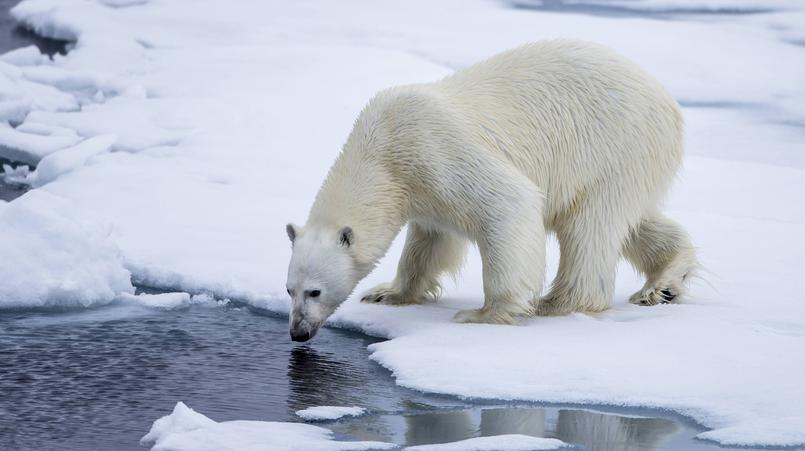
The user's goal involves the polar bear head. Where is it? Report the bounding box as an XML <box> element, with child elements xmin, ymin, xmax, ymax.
<box><xmin>285</xmin><ymin>223</ymin><xmax>358</xmax><ymax>342</ymax></box>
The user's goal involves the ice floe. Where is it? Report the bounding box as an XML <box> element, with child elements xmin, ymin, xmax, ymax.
<box><xmin>296</xmin><ymin>406</ymin><xmax>367</xmax><ymax>421</ymax></box>
<box><xmin>142</xmin><ymin>402</ymin><xmax>394</xmax><ymax>451</ymax></box>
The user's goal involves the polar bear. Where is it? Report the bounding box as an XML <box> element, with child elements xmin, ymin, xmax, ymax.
<box><xmin>284</xmin><ymin>40</ymin><xmax>697</xmax><ymax>342</ymax></box>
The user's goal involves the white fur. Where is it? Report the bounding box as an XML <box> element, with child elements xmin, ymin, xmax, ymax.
<box><xmin>286</xmin><ymin>40</ymin><xmax>698</xmax><ymax>335</ymax></box>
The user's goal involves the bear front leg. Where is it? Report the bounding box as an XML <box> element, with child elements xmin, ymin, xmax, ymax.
<box><xmin>362</xmin><ymin>223</ymin><xmax>467</xmax><ymax>306</ymax></box>
<box><xmin>453</xmin><ymin>178</ymin><xmax>546</xmax><ymax>325</ymax></box>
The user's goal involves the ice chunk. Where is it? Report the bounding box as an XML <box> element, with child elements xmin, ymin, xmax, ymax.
<box><xmin>141</xmin><ymin>402</ymin><xmax>394</xmax><ymax>451</ymax></box>
<box><xmin>0</xmin><ymin>61</ymin><xmax>79</xmax><ymax>125</ymax></box>
<box><xmin>10</xmin><ymin>0</ymin><xmax>82</xmax><ymax>41</ymax></box>
<box><xmin>0</xmin><ymin>45</ymin><xmax>47</xmax><ymax>66</ymax></box>
<box><xmin>2</xmin><ymin>163</ymin><xmax>32</xmax><ymax>185</ymax></box>
<box><xmin>27</xmin><ymin>103</ymin><xmax>186</xmax><ymax>153</ymax></box>
<box><xmin>296</xmin><ymin>406</ymin><xmax>366</xmax><ymax>421</ymax></box>
<box><xmin>116</xmin><ymin>292</ymin><xmax>223</xmax><ymax>309</ymax></box>
<box><xmin>31</xmin><ymin>134</ymin><xmax>116</xmax><ymax>185</ymax></box>
<box><xmin>117</xmin><ymin>292</ymin><xmax>191</xmax><ymax>309</ymax></box>
<box><xmin>0</xmin><ymin>122</ymin><xmax>82</xmax><ymax>165</ymax></box>
<box><xmin>0</xmin><ymin>190</ymin><xmax>134</xmax><ymax>308</ymax></box>
<box><xmin>404</xmin><ymin>435</ymin><xmax>568</xmax><ymax>451</ymax></box>
<box><xmin>22</xmin><ymin>65</ymin><xmax>104</xmax><ymax>97</ymax></box>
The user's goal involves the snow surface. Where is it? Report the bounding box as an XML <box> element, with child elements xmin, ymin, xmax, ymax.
<box><xmin>142</xmin><ymin>402</ymin><xmax>394</xmax><ymax>451</ymax></box>
<box><xmin>404</xmin><ymin>435</ymin><xmax>567</xmax><ymax>451</ymax></box>
<box><xmin>2</xmin><ymin>0</ymin><xmax>804</xmax><ymax>447</ymax></box>
<box><xmin>296</xmin><ymin>406</ymin><xmax>367</xmax><ymax>421</ymax></box>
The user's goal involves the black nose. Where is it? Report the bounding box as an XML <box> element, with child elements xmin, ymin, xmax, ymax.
<box><xmin>290</xmin><ymin>331</ymin><xmax>312</xmax><ymax>342</ymax></box>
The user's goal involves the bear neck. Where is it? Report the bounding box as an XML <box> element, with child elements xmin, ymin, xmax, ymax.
<box><xmin>307</xmin><ymin>139</ymin><xmax>409</xmax><ymax>278</ymax></box>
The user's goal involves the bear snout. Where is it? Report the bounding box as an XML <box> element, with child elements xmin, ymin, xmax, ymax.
<box><xmin>289</xmin><ymin>316</ymin><xmax>319</xmax><ymax>342</ymax></box>
<box><xmin>290</xmin><ymin>330</ymin><xmax>312</xmax><ymax>342</ymax></box>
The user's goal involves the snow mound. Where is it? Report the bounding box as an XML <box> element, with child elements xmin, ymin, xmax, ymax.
<box><xmin>296</xmin><ymin>406</ymin><xmax>367</xmax><ymax>421</ymax></box>
<box><xmin>0</xmin><ymin>190</ymin><xmax>133</xmax><ymax>308</ymax></box>
<box><xmin>141</xmin><ymin>402</ymin><xmax>394</xmax><ymax>451</ymax></box>
<box><xmin>404</xmin><ymin>435</ymin><xmax>568</xmax><ymax>451</ymax></box>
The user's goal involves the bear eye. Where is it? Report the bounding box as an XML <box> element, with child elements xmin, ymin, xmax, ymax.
<box><xmin>309</xmin><ymin>290</ymin><xmax>321</xmax><ymax>298</ymax></box>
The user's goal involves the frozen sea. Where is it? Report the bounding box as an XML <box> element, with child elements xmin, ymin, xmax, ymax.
<box><xmin>1</xmin><ymin>0</ymin><xmax>804</xmax><ymax>450</ymax></box>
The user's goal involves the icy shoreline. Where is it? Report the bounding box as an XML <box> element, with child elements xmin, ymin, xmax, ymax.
<box><xmin>1</xmin><ymin>0</ymin><xmax>804</xmax><ymax>447</ymax></box>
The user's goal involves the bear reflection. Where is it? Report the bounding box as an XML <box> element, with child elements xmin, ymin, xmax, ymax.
<box><xmin>402</xmin><ymin>407</ymin><xmax>544</xmax><ymax>446</ymax></box>
<box><xmin>286</xmin><ymin>346</ymin><xmax>366</xmax><ymax>413</ymax></box>
<box><xmin>401</xmin><ymin>407</ymin><xmax>678</xmax><ymax>449</ymax></box>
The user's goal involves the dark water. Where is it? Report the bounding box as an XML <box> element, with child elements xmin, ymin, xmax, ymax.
<box><xmin>0</xmin><ymin>302</ymin><xmax>780</xmax><ymax>451</ymax></box>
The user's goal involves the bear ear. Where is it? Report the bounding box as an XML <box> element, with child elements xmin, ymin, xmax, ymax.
<box><xmin>338</xmin><ymin>226</ymin><xmax>354</xmax><ymax>248</ymax></box>
<box><xmin>286</xmin><ymin>223</ymin><xmax>299</xmax><ymax>244</ymax></box>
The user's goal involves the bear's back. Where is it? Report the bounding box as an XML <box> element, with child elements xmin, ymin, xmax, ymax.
<box><xmin>435</xmin><ymin>40</ymin><xmax>684</xmax><ymax>216</ymax></box>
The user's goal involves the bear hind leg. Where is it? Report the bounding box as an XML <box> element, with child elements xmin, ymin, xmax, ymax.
<box><xmin>537</xmin><ymin>187</ymin><xmax>633</xmax><ymax>316</ymax></box>
<box><xmin>362</xmin><ymin>223</ymin><xmax>467</xmax><ymax>305</ymax></box>
<box><xmin>623</xmin><ymin>213</ymin><xmax>697</xmax><ymax>306</ymax></box>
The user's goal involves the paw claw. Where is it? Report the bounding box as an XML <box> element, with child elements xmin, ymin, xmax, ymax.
<box><xmin>361</xmin><ymin>283</ymin><xmax>421</xmax><ymax>306</ymax></box>
<box><xmin>630</xmin><ymin>286</ymin><xmax>680</xmax><ymax>307</ymax></box>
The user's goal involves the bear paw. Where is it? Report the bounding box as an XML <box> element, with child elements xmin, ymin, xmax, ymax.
<box><xmin>629</xmin><ymin>287</ymin><xmax>678</xmax><ymax>306</ymax></box>
<box><xmin>453</xmin><ymin>308</ymin><xmax>517</xmax><ymax>325</ymax></box>
<box><xmin>360</xmin><ymin>283</ymin><xmax>423</xmax><ymax>306</ymax></box>
<box><xmin>535</xmin><ymin>296</ymin><xmax>573</xmax><ymax>316</ymax></box>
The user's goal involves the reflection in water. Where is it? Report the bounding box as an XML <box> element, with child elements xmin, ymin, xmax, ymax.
<box><xmin>286</xmin><ymin>345</ymin><xmax>396</xmax><ymax>441</ymax></box>
<box><xmin>481</xmin><ymin>408</ymin><xmax>545</xmax><ymax>437</ymax></box>
<box><xmin>330</xmin><ymin>405</ymin><xmax>682</xmax><ymax>449</ymax></box>
<box><xmin>555</xmin><ymin>409</ymin><xmax>679</xmax><ymax>451</ymax></box>
<box><xmin>405</xmin><ymin>409</ymin><xmax>476</xmax><ymax>446</ymax></box>
<box><xmin>287</xmin><ymin>345</ymin><xmax>367</xmax><ymax>413</ymax></box>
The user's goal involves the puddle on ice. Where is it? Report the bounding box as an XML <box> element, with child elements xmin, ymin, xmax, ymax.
<box><xmin>0</xmin><ymin>303</ymin><xmax>778</xmax><ymax>450</ymax></box>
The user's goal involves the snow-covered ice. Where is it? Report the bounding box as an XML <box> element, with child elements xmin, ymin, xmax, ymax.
<box><xmin>0</xmin><ymin>189</ymin><xmax>134</xmax><ymax>308</ymax></box>
<box><xmin>296</xmin><ymin>406</ymin><xmax>367</xmax><ymax>421</ymax></box>
<box><xmin>2</xmin><ymin>0</ymin><xmax>804</xmax><ymax>447</ymax></box>
<box><xmin>141</xmin><ymin>402</ymin><xmax>394</xmax><ymax>451</ymax></box>
<box><xmin>404</xmin><ymin>435</ymin><xmax>568</xmax><ymax>451</ymax></box>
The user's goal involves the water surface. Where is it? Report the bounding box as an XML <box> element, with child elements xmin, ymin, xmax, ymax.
<box><xmin>0</xmin><ymin>302</ymin><xmax>779</xmax><ymax>451</ymax></box>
